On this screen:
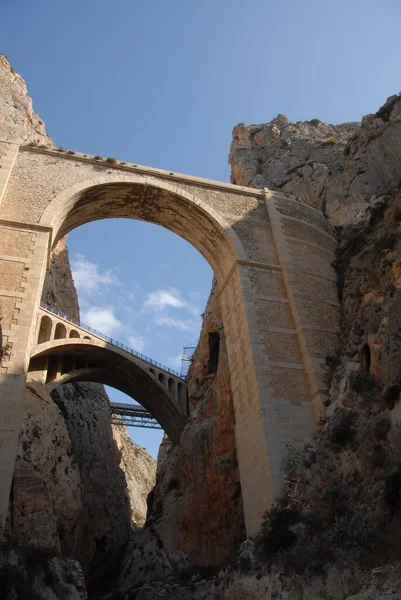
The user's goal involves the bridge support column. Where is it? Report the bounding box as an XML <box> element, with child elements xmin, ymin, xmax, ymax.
<box><xmin>0</xmin><ymin>221</ymin><xmax>50</xmax><ymax>532</ymax></box>
<box><xmin>219</xmin><ymin>257</ymin><xmax>319</xmax><ymax>537</ymax></box>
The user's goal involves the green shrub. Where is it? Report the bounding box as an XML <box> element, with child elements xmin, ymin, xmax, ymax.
<box><xmin>393</xmin><ymin>206</ymin><xmax>401</xmax><ymax>222</ymax></box>
<box><xmin>309</xmin><ymin>118</ymin><xmax>321</xmax><ymax>126</ymax></box>
<box><xmin>255</xmin><ymin>501</ymin><xmax>301</xmax><ymax>559</ymax></box>
<box><xmin>93</xmin><ymin>155</ymin><xmax>102</xmax><ymax>160</ymax></box>
<box><xmin>328</xmin><ymin>410</ymin><xmax>358</xmax><ymax>447</ymax></box>
<box><xmin>106</xmin><ymin>156</ymin><xmax>117</xmax><ymax>164</ymax></box>
<box><xmin>281</xmin><ymin>444</ymin><xmax>302</xmax><ymax>473</ymax></box>
<box><xmin>383</xmin><ymin>383</ymin><xmax>401</xmax><ymax>409</ymax></box>
<box><xmin>384</xmin><ymin>468</ymin><xmax>401</xmax><ymax>511</ymax></box>
<box><xmin>374</xmin><ymin>417</ymin><xmax>391</xmax><ymax>440</ymax></box>
<box><xmin>325</xmin><ymin>354</ymin><xmax>341</xmax><ymax>370</ymax></box>
<box><xmin>374</xmin><ymin>232</ymin><xmax>398</xmax><ymax>252</ymax></box>
<box><xmin>349</xmin><ymin>371</ymin><xmax>376</xmax><ymax>399</ymax></box>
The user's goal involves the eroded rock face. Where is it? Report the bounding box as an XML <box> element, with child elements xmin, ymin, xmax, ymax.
<box><xmin>121</xmin><ymin>287</ymin><xmax>244</xmax><ymax>589</ymax></box>
<box><xmin>229</xmin><ymin>95</ymin><xmax>401</xmax><ymax>226</ymax></box>
<box><xmin>112</xmin><ymin>425</ymin><xmax>157</xmax><ymax>527</ymax></box>
<box><xmin>224</xmin><ymin>96</ymin><xmax>401</xmax><ymax>596</ymax></box>
<box><xmin>0</xmin><ymin>54</ymin><xmax>53</xmax><ymax>146</ymax></box>
<box><xmin>11</xmin><ymin>383</ymin><xmax>82</xmax><ymax>553</ymax></box>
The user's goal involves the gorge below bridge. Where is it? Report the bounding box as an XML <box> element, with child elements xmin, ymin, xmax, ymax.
<box><xmin>0</xmin><ymin>141</ymin><xmax>340</xmax><ymax>537</ymax></box>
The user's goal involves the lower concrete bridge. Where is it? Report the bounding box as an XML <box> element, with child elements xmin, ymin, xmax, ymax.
<box><xmin>27</xmin><ymin>303</ymin><xmax>188</xmax><ymax>443</ymax></box>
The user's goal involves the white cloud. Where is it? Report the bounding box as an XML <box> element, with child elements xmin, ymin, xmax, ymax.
<box><xmin>155</xmin><ymin>314</ymin><xmax>199</xmax><ymax>332</ymax></box>
<box><xmin>128</xmin><ymin>332</ymin><xmax>146</xmax><ymax>353</ymax></box>
<box><xmin>144</xmin><ymin>288</ymin><xmax>186</xmax><ymax>312</ymax></box>
<box><xmin>71</xmin><ymin>254</ymin><xmax>120</xmax><ymax>295</ymax></box>
<box><xmin>168</xmin><ymin>353</ymin><xmax>183</xmax><ymax>369</ymax></box>
<box><xmin>81</xmin><ymin>306</ymin><xmax>123</xmax><ymax>337</ymax></box>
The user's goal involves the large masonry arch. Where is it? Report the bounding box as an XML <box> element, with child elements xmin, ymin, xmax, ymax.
<box><xmin>0</xmin><ymin>143</ymin><xmax>341</xmax><ymax>537</ymax></box>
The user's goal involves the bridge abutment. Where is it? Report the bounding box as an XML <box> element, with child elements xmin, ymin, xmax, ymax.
<box><xmin>0</xmin><ymin>216</ymin><xmax>49</xmax><ymax>530</ymax></box>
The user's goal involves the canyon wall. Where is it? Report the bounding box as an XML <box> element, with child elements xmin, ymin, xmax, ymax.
<box><xmin>120</xmin><ymin>284</ymin><xmax>245</xmax><ymax>591</ymax></box>
<box><xmin>229</xmin><ymin>95</ymin><xmax>401</xmax><ymax>226</ymax></box>
<box><xmin>0</xmin><ymin>53</ymin><xmax>156</xmax><ymax>598</ymax></box>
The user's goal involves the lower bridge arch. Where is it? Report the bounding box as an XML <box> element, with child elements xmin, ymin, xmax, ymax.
<box><xmin>27</xmin><ymin>338</ymin><xmax>187</xmax><ymax>444</ymax></box>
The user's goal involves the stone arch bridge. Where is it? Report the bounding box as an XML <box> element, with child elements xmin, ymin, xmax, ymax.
<box><xmin>27</xmin><ymin>303</ymin><xmax>187</xmax><ymax>443</ymax></box>
<box><xmin>0</xmin><ymin>141</ymin><xmax>340</xmax><ymax>536</ymax></box>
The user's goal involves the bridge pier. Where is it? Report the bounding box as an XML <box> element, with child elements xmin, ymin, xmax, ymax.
<box><xmin>0</xmin><ymin>219</ymin><xmax>50</xmax><ymax>532</ymax></box>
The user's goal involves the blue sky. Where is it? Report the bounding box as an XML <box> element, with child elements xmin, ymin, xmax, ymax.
<box><xmin>2</xmin><ymin>0</ymin><xmax>401</xmax><ymax>456</ymax></box>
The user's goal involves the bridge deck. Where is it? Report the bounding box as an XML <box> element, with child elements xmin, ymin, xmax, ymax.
<box><xmin>39</xmin><ymin>302</ymin><xmax>185</xmax><ymax>380</ymax></box>
<box><xmin>110</xmin><ymin>402</ymin><xmax>162</xmax><ymax>429</ymax></box>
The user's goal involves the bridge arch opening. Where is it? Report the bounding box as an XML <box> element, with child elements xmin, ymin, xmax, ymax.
<box><xmin>38</xmin><ymin>315</ymin><xmax>52</xmax><ymax>344</ymax></box>
<box><xmin>69</xmin><ymin>329</ymin><xmax>80</xmax><ymax>338</ymax></box>
<box><xmin>40</xmin><ymin>178</ymin><xmax>244</xmax><ymax>280</ymax></box>
<box><xmin>28</xmin><ymin>340</ymin><xmax>187</xmax><ymax>445</ymax></box>
<box><xmin>37</xmin><ymin>178</ymin><xmax>246</xmax><ymax>453</ymax></box>
<box><xmin>54</xmin><ymin>323</ymin><xmax>67</xmax><ymax>340</ymax></box>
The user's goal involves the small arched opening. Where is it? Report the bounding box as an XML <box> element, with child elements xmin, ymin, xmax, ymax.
<box><xmin>38</xmin><ymin>315</ymin><xmax>52</xmax><ymax>344</ymax></box>
<box><xmin>83</xmin><ymin>335</ymin><xmax>91</xmax><ymax>340</ymax></box>
<box><xmin>207</xmin><ymin>332</ymin><xmax>220</xmax><ymax>375</ymax></box>
<box><xmin>54</xmin><ymin>323</ymin><xmax>67</xmax><ymax>340</ymax></box>
<box><xmin>69</xmin><ymin>330</ymin><xmax>80</xmax><ymax>338</ymax></box>
<box><xmin>158</xmin><ymin>372</ymin><xmax>166</xmax><ymax>387</ymax></box>
<box><xmin>168</xmin><ymin>377</ymin><xmax>174</xmax><ymax>395</ymax></box>
<box><xmin>361</xmin><ymin>344</ymin><xmax>371</xmax><ymax>373</ymax></box>
<box><xmin>177</xmin><ymin>382</ymin><xmax>189</xmax><ymax>415</ymax></box>
<box><xmin>149</xmin><ymin>368</ymin><xmax>156</xmax><ymax>377</ymax></box>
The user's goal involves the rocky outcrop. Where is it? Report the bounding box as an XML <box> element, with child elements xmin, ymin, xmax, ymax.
<box><xmin>223</xmin><ymin>96</ymin><xmax>401</xmax><ymax>598</ymax></box>
<box><xmin>0</xmin><ymin>54</ymin><xmax>53</xmax><ymax>146</ymax></box>
<box><xmin>229</xmin><ymin>94</ymin><xmax>401</xmax><ymax>226</ymax></box>
<box><xmin>0</xmin><ymin>550</ymin><xmax>87</xmax><ymax>600</ymax></box>
<box><xmin>10</xmin><ymin>383</ymin><xmax>82</xmax><ymax>553</ymax></box>
<box><xmin>112</xmin><ymin>426</ymin><xmax>157</xmax><ymax>527</ymax></box>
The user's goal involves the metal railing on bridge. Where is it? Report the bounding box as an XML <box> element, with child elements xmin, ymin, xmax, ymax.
<box><xmin>110</xmin><ymin>402</ymin><xmax>162</xmax><ymax>430</ymax></box>
<box><xmin>40</xmin><ymin>301</ymin><xmax>185</xmax><ymax>379</ymax></box>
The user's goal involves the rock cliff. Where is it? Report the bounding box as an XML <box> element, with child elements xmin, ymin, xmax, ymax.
<box><xmin>0</xmin><ymin>54</ymin><xmax>52</xmax><ymax>146</ymax></box>
<box><xmin>120</xmin><ymin>285</ymin><xmax>245</xmax><ymax>591</ymax></box>
<box><xmin>206</xmin><ymin>94</ymin><xmax>401</xmax><ymax>599</ymax></box>
<box><xmin>229</xmin><ymin>95</ymin><xmax>401</xmax><ymax>227</ymax></box>
<box><xmin>0</xmin><ymin>54</ymin><xmax>156</xmax><ymax>598</ymax></box>
<box><xmin>120</xmin><ymin>93</ymin><xmax>401</xmax><ymax>599</ymax></box>
<box><xmin>112</xmin><ymin>426</ymin><xmax>157</xmax><ymax>527</ymax></box>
